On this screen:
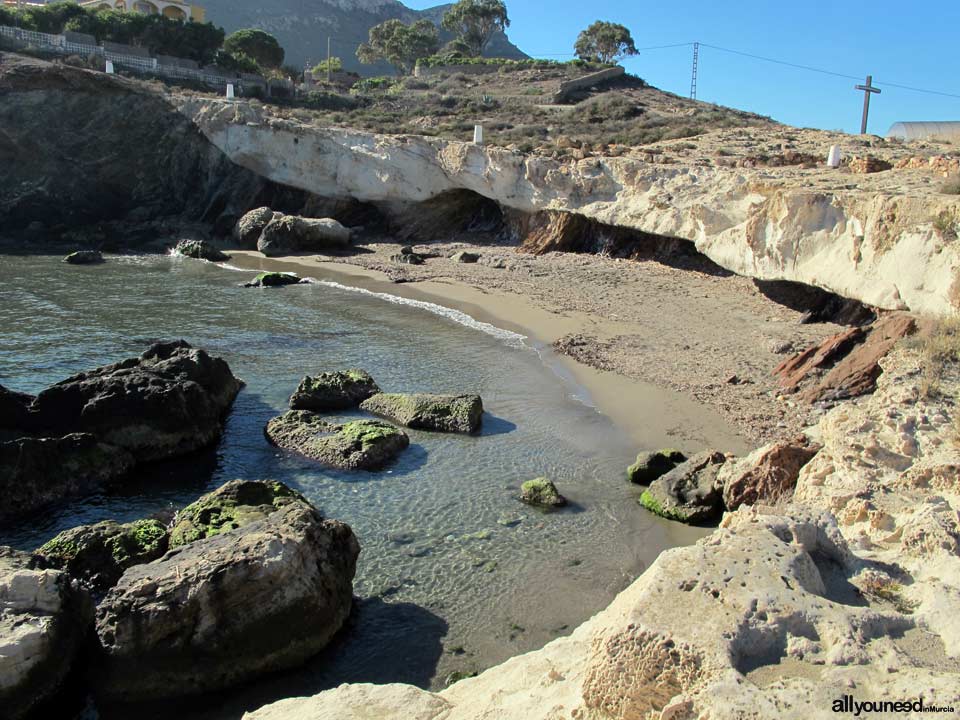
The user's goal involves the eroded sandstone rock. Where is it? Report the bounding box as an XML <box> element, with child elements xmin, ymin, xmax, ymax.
<box><xmin>258</xmin><ymin>214</ymin><xmax>351</xmax><ymax>256</ymax></box>
<box><xmin>720</xmin><ymin>436</ymin><xmax>821</xmax><ymax>511</ymax></box>
<box><xmin>359</xmin><ymin>393</ymin><xmax>483</xmax><ymax>434</ymax></box>
<box><xmin>234</xmin><ymin>206</ymin><xmax>277</xmax><ymax>248</ymax></box>
<box><xmin>288</xmin><ymin>370</ymin><xmax>380</xmax><ymax>411</ymax></box>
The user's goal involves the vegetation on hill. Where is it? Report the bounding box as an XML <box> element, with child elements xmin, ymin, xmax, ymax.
<box><xmin>223</xmin><ymin>28</ymin><xmax>284</xmax><ymax>69</ymax></box>
<box><xmin>574</xmin><ymin>21</ymin><xmax>638</xmax><ymax>64</ymax></box>
<box><xmin>357</xmin><ymin>19</ymin><xmax>440</xmax><ymax>75</ymax></box>
<box><xmin>441</xmin><ymin>0</ymin><xmax>509</xmax><ymax>57</ymax></box>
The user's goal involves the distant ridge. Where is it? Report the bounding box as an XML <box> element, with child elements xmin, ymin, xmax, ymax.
<box><xmin>198</xmin><ymin>0</ymin><xmax>528</xmax><ymax>73</ymax></box>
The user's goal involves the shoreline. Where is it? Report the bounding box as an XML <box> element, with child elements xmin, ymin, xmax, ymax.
<box><xmin>223</xmin><ymin>249</ymin><xmax>755</xmax><ymax>455</ymax></box>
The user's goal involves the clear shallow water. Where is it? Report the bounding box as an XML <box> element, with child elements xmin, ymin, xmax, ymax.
<box><xmin>0</xmin><ymin>253</ymin><xmax>707</xmax><ymax>719</ymax></box>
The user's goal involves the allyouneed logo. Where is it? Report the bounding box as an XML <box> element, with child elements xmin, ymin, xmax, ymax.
<box><xmin>832</xmin><ymin>696</ymin><xmax>956</xmax><ymax>716</ymax></box>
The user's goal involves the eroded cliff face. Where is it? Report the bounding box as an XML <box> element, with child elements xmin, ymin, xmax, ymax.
<box><xmin>182</xmin><ymin>99</ymin><xmax>960</xmax><ymax>316</ymax></box>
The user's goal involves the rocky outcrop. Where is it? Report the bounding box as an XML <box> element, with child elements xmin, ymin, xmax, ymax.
<box><xmin>173</xmin><ymin>239</ymin><xmax>229</xmax><ymax>262</ymax></box>
<box><xmin>720</xmin><ymin>437</ymin><xmax>821</xmax><ymax>511</ymax></box>
<box><xmin>0</xmin><ymin>548</ymin><xmax>92</xmax><ymax>720</ymax></box>
<box><xmin>288</xmin><ymin>370</ymin><xmax>380</xmax><ymax>411</ymax></box>
<box><xmin>93</xmin><ymin>480</ymin><xmax>359</xmax><ymax>701</ymax></box>
<box><xmin>63</xmin><ymin>250</ymin><xmax>103</xmax><ymax>265</ymax></box>
<box><xmin>626</xmin><ymin>448</ymin><xmax>686</xmax><ymax>484</ymax></box>
<box><xmin>265</xmin><ymin>411</ymin><xmax>409</xmax><ymax>470</ymax></box>
<box><xmin>257</xmin><ymin>214</ymin><xmax>351</xmax><ymax>256</ymax></box>
<box><xmin>359</xmin><ymin>393</ymin><xmax>483</xmax><ymax>434</ymax></box>
<box><xmin>639</xmin><ymin>450</ymin><xmax>727</xmax><ymax>524</ymax></box>
<box><xmin>519</xmin><ymin>478</ymin><xmax>566</xmax><ymax>508</ymax></box>
<box><xmin>234</xmin><ymin>207</ymin><xmax>277</xmax><ymax>248</ymax></box>
<box><xmin>184</xmin><ymin>99</ymin><xmax>960</xmax><ymax>316</ymax></box>
<box><xmin>243</xmin><ymin>271</ymin><xmax>304</xmax><ymax>287</ymax></box>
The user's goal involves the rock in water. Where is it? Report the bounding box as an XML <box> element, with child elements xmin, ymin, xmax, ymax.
<box><xmin>27</xmin><ymin>340</ymin><xmax>242</xmax><ymax>463</ymax></box>
<box><xmin>34</xmin><ymin>519</ymin><xmax>169</xmax><ymax>594</ymax></box>
<box><xmin>360</xmin><ymin>393</ymin><xmax>483</xmax><ymax>434</ymax></box>
<box><xmin>63</xmin><ymin>250</ymin><xmax>103</xmax><ymax>265</ymax></box>
<box><xmin>639</xmin><ymin>450</ymin><xmax>727</xmax><ymax>524</ymax></box>
<box><xmin>258</xmin><ymin>215</ymin><xmax>351</xmax><ymax>256</ymax></box>
<box><xmin>0</xmin><ymin>548</ymin><xmax>93</xmax><ymax>720</ymax></box>
<box><xmin>720</xmin><ymin>437</ymin><xmax>821</xmax><ymax>511</ymax></box>
<box><xmin>234</xmin><ymin>206</ymin><xmax>277</xmax><ymax>248</ymax></box>
<box><xmin>520</xmin><ymin>478</ymin><xmax>567</xmax><ymax>508</ymax></box>
<box><xmin>289</xmin><ymin>370</ymin><xmax>380</xmax><ymax>411</ymax></box>
<box><xmin>93</xmin><ymin>480</ymin><xmax>359</xmax><ymax>701</ymax></box>
<box><xmin>0</xmin><ymin>434</ymin><xmax>135</xmax><ymax>526</ymax></box>
<box><xmin>265</xmin><ymin>411</ymin><xmax>409</xmax><ymax>470</ymax></box>
<box><xmin>173</xmin><ymin>239</ymin><xmax>229</xmax><ymax>262</ymax></box>
<box><xmin>243</xmin><ymin>271</ymin><xmax>303</xmax><ymax>287</ymax></box>
<box><xmin>627</xmin><ymin>448</ymin><xmax>686</xmax><ymax>484</ymax></box>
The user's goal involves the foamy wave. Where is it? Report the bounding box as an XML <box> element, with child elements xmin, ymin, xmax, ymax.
<box><xmin>317</xmin><ymin>280</ymin><xmax>528</xmax><ymax>347</ymax></box>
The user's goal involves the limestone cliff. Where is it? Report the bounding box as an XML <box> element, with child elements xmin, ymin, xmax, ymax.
<box><xmin>183</xmin><ymin>98</ymin><xmax>960</xmax><ymax>317</ymax></box>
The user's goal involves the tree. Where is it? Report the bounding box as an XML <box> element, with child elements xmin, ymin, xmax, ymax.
<box><xmin>441</xmin><ymin>0</ymin><xmax>508</xmax><ymax>57</ymax></box>
<box><xmin>311</xmin><ymin>57</ymin><xmax>342</xmax><ymax>75</ymax></box>
<box><xmin>574</xmin><ymin>21</ymin><xmax>638</xmax><ymax>64</ymax></box>
<box><xmin>223</xmin><ymin>29</ymin><xmax>284</xmax><ymax>69</ymax></box>
<box><xmin>356</xmin><ymin>19</ymin><xmax>439</xmax><ymax>75</ymax></box>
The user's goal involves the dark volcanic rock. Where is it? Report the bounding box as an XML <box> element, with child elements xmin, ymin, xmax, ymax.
<box><xmin>243</xmin><ymin>271</ymin><xmax>304</xmax><ymax>287</ymax></box>
<box><xmin>93</xmin><ymin>480</ymin><xmax>359</xmax><ymax>701</ymax></box>
<box><xmin>265</xmin><ymin>410</ymin><xmax>409</xmax><ymax>470</ymax></box>
<box><xmin>640</xmin><ymin>450</ymin><xmax>727</xmax><ymax>524</ymax></box>
<box><xmin>289</xmin><ymin>369</ymin><xmax>380</xmax><ymax>411</ymax></box>
<box><xmin>257</xmin><ymin>214</ymin><xmax>351</xmax><ymax>257</ymax></box>
<box><xmin>173</xmin><ymin>239</ymin><xmax>229</xmax><ymax>262</ymax></box>
<box><xmin>627</xmin><ymin>449</ymin><xmax>686</xmax><ymax>485</ymax></box>
<box><xmin>63</xmin><ymin>250</ymin><xmax>104</xmax><ymax>265</ymax></box>
<box><xmin>359</xmin><ymin>393</ymin><xmax>483</xmax><ymax>434</ymax></box>
<box><xmin>0</xmin><ymin>547</ymin><xmax>93</xmax><ymax>720</ymax></box>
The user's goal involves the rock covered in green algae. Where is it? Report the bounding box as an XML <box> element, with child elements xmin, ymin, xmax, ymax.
<box><xmin>359</xmin><ymin>393</ymin><xmax>483</xmax><ymax>434</ymax></box>
<box><xmin>288</xmin><ymin>369</ymin><xmax>380</xmax><ymax>411</ymax></box>
<box><xmin>627</xmin><ymin>448</ymin><xmax>687</xmax><ymax>485</ymax></box>
<box><xmin>520</xmin><ymin>477</ymin><xmax>567</xmax><ymax>508</ymax></box>
<box><xmin>173</xmin><ymin>238</ymin><xmax>229</xmax><ymax>262</ymax></box>
<box><xmin>639</xmin><ymin>450</ymin><xmax>727</xmax><ymax>524</ymax></box>
<box><xmin>265</xmin><ymin>410</ymin><xmax>409</xmax><ymax>470</ymax></box>
<box><xmin>35</xmin><ymin>518</ymin><xmax>168</xmax><ymax>593</ymax></box>
<box><xmin>63</xmin><ymin>250</ymin><xmax>103</xmax><ymax>265</ymax></box>
<box><xmin>169</xmin><ymin>479</ymin><xmax>304</xmax><ymax>547</ymax></box>
<box><xmin>243</xmin><ymin>271</ymin><xmax>304</xmax><ymax>287</ymax></box>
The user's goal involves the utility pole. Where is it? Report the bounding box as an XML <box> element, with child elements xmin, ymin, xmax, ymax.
<box><xmin>689</xmin><ymin>41</ymin><xmax>699</xmax><ymax>100</ymax></box>
<box><xmin>326</xmin><ymin>36</ymin><xmax>331</xmax><ymax>83</ymax></box>
<box><xmin>855</xmin><ymin>75</ymin><xmax>881</xmax><ymax>134</ymax></box>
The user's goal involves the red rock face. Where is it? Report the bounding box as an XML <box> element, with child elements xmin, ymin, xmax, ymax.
<box><xmin>722</xmin><ymin>437</ymin><xmax>821</xmax><ymax>511</ymax></box>
<box><xmin>772</xmin><ymin>313</ymin><xmax>917</xmax><ymax>403</ymax></box>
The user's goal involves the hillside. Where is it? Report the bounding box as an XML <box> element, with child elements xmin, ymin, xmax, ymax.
<box><xmin>198</xmin><ymin>0</ymin><xmax>527</xmax><ymax>72</ymax></box>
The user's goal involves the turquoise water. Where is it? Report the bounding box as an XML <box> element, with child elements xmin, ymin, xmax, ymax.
<box><xmin>0</xmin><ymin>253</ymin><xmax>704</xmax><ymax>718</ymax></box>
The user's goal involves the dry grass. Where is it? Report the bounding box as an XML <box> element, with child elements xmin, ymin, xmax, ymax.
<box><xmin>941</xmin><ymin>175</ymin><xmax>960</xmax><ymax>195</ymax></box>
<box><xmin>916</xmin><ymin>316</ymin><xmax>960</xmax><ymax>399</ymax></box>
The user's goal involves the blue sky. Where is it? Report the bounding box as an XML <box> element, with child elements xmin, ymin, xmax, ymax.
<box><xmin>406</xmin><ymin>0</ymin><xmax>960</xmax><ymax>135</ymax></box>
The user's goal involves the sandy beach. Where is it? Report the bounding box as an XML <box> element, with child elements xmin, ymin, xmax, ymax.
<box><xmin>225</xmin><ymin>242</ymin><xmax>844</xmax><ymax>453</ymax></box>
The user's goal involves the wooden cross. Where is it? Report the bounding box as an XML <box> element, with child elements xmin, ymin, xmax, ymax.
<box><xmin>855</xmin><ymin>75</ymin><xmax>881</xmax><ymax>135</ymax></box>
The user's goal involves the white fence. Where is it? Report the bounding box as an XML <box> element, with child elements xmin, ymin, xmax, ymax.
<box><xmin>0</xmin><ymin>24</ymin><xmax>291</xmax><ymax>93</ymax></box>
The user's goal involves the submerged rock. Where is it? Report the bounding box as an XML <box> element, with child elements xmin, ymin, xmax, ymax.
<box><xmin>0</xmin><ymin>547</ymin><xmax>93</xmax><ymax>720</ymax></box>
<box><xmin>173</xmin><ymin>238</ymin><xmax>229</xmax><ymax>262</ymax></box>
<box><xmin>720</xmin><ymin>437</ymin><xmax>821</xmax><ymax>511</ymax></box>
<box><xmin>288</xmin><ymin>369</ymin><xmax>380</xmax><ymax>411</ymax></box>
<box><xmin>234</xmin><ymin>206</ymin><xmax>277</xmax><ymax>248</ymax></box>
<box><xmin>34</xmin><ymin>519</ymin><xmax>168</xmax><ymax>594</ymax></box>
<box><xmin>93</xmin><ymin>480</ymin><xmax>359</xmax><ymax>701</ymax></box>
<box><xmin>243</xmin><ymin>271</ymin><xmax>303</xmax><ymax>287</ymax></box>
<box><xmin>0</xmin><ymin>434</ymin><xmax>135</xmax><ymax>525</ymax></box>
<box><xmin>258</xmin><ymin>215</ymin><xmax>351</xmax><ymax>257</ymax></box>
<box><xmin>360</xmin><ymin>393</ymin><xmax>483</xmax><ymax>434</ymax></box>
<box><xmin>626</xmin><ymin>448</ymin><xmax>686</xmax><ymax>484</ymax></box>
<box><xmin>639</xmin><ymin>450</ymin><xmax>727</xmax><ymax>524</ymax></box>
<box><xmin>520</xmin><ymin>477</ymin><xmax>567</xmax><ymax>508</ymax></box>
<box><xmin>266</xmin><ymin>410</ymin><xmax>409</xmax><ymax>470</ymax></box>
<box><xmin>63</xmin><ymin>250</ymin><xmax>103</xmax><ymax>265</ymax></box>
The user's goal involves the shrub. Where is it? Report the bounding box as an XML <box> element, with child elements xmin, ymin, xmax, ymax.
<box><xmin>942</xmin><ymin>175</ymin><xmax>960</xmax><ymax>195</ymax></box>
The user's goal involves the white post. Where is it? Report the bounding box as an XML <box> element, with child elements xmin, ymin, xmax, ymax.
<box><xmin>105</xmin><ymin>60</ymin><xmax>114</xmax><ymax>74</ymax></box>
<box><xmin>473</xmin><ymin>124</ymin><xmax>483</xmax><ymax>145</ymax></box>
<box><xmin>226</xmin><ymin>83</ymin><xmax>235</xmax><ymax>100</ymax></box>
<box><xmin>827</xmin><ymin>145</ymin><xmax>841</xmax><ymax>168</ymax></box>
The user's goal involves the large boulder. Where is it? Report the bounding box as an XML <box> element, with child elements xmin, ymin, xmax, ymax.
<box><xmin>289</xmin><ymin>370</ymin><xmax>380</xmax><ymax>411</ymax></box>
<box><xmin>720</xmin><ymin>437</ymin><xmax>821</xmax><ymax>511</ymax></box>
<box><xmin>639</xmin><ymin>450</ymin><xmax>727</xmax><ymax>524</ymax></box>
<box><xmin>257</xmin><ymin>215</ymin><xmax>351</xmax><ymax>257</ymax></box>
<box><xmin>359</xmin><ymin>393</ymin><xmax>483</xmax><ymax>434</ymax></box>
<box><xmin>0</xmin><ymin>384</ymin><xmax>34</xmax><ymax>433</ymax></box>
<box><xmin>173</xmin><ymin>238</ymin><xmax>229</xmax><ymax>262</ymax></box>
<box><xmin>26</xmin><ymin>340</ymin><xmax>243</xmax><ymax>462</ymax></box>
<box><xmin>234</xmin><ymin>206</ymin><xmax>277</xmax><ymax>248</ymax></box>
<box><xmin>93</xmin><ymin>480</ymin><xmax>359</xmax><ymax>701</ymax></box>
<box><xmin>265</xmin><ymin>410</ymin><xmax>409</xmax><ymax>470</ymax></box>
<box><xmin>0</xmin><ymin>548</ymin><xmax>93</xmax><ymax>720</ymax></box>
<box><xmin>519</xmin><ymin>478</ymin><xmax>567</xmax><ymax>508</ymax></box>
<box><xmin>0</xmin><ymin>434</ymin><xmax>135</xmax><ymax>525</ymax></box>
<box><xmin>626</xmin><ymin>449</ymin><xmax>686</xmax><ymax>484</ymax></box>
<box><xmin>34</xmin><ymin>518</ymin><xmax>169</xmax><ymax>594</ymax></box>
